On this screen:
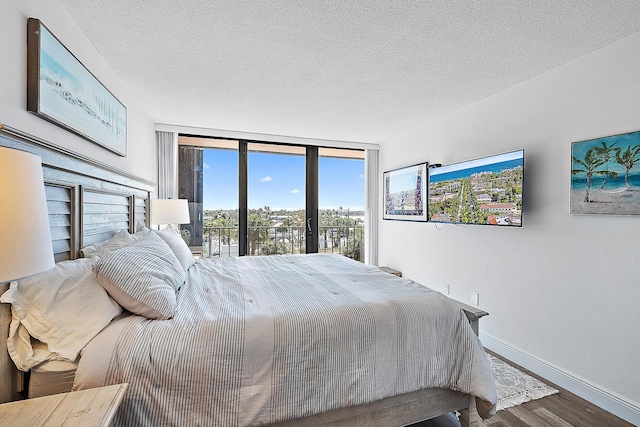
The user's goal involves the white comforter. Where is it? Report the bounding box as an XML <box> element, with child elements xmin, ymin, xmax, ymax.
<box><xmin>74</xmin><ymin>254</ymin><xmax>496</xmax><ymax>426</ymax></box>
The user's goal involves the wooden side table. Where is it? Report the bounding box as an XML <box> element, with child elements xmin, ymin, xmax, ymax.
<box><xmin>0</xmin><ymin>383</ymin><xmax>127</xmax><ymax>426</ymax></box>
<box><xmin>379</xmin><ymin>266</ymin><xmax>402</xmax><ymax>277</ymax></box>
<box><xmin>453</xmin><ymin>300</ymin><xmax>489</xmax><ymax>336</ymax></box>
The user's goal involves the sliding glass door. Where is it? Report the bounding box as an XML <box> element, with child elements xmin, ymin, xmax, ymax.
<box><xmin>246</xmin><ymin>143</ymin><xmax>306</xmax><ymax>255</ymax></box>
<box><xmin>178</xmin><ymin>136</ymin><xmax>364</xmax><ymax>261</ymax></box>
<box><xmin>318</xmin><ymin>148</ymin><xmax>365</xmax><ymax>261</ymax></box>
<box><xmin>179</xmin><ymin>137</ymin><xmax>239</xmax><ymax>257</ymax></box>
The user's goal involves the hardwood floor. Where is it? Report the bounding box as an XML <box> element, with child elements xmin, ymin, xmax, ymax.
<box><xmin>416</xmin><ymin>352</ymin><xmax>635</xmax><ymax>427</ymax></box>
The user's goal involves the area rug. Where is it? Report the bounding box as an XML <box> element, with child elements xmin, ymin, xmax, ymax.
<box><xmin>487</xmin><ymin>353</ymin><xmax>559</xmax><ymax>411</ymax></box>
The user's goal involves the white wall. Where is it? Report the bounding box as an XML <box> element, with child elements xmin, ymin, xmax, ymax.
<box><xmin>379</xmin><ymin>32</ymin><xmax>640</xmax><ymax>422</ymax></box>
<box><xmin>1</xmin><ymin>0</ymin><xmax>156</xmax><ymax>183</ymax></box>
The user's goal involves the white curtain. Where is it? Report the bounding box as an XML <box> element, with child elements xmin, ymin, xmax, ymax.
<box><xmin>157</xmin><ymin>131</ymin><xmax>178</xmax><ymax>199</ymax></box>
<box><xmin>364</xmin><ymin>149</ymin><xmax>379</xmax><ymax>265</ymax></box>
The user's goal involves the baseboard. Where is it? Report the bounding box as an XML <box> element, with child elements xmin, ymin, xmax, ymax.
<box><xmin>480</xmin><ymin>332</ymin><xmax>640</xmax><ymax>426</ymax></box>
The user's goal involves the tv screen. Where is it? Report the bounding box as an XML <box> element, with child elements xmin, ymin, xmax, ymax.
<box><xmin>428</xmin><ymin>149</ymin><xmax>524</xmax><ymax>226</ymax></box>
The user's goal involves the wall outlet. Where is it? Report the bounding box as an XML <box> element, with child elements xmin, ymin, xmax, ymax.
<box><xmin>444</xmin><ymin>283</ymin><xmax>450</xmax><ymax>295</ymax></box>
<box><xmin>471</xmin><ymin>292</ymin><xmax>479</xmax><ymax>306</ymax></box>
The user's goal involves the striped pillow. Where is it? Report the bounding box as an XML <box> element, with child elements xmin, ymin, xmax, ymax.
<box><xmin>93</xmin><ymin>232</ymin><xmax>186</xmax><ymax>320</ymax></box>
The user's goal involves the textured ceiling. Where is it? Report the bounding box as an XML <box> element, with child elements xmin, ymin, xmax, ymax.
<box><xmin>58</xmin><ymin>0</ymin><xmax>640</xmax><ymax>144</ymax></box>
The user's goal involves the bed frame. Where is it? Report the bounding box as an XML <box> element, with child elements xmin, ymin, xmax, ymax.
<box><xmin>0</xmin><ymin>124</ymin><xmax>487</xmax><ymax>427</ymax></box>
<box><xmin>0</xmin><ymin>124</ymin><xmax>153</xmax><ymax>404</ymax></box>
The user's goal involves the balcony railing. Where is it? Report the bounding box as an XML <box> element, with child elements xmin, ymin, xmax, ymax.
<box><xmin>197</xmin><ymin>225</ymin><xmax>364</xmax><ymax>262</ymax></box>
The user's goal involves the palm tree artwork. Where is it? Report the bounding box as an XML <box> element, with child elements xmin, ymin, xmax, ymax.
<box><xmin>571</xmin><ymin>129</ymin><xmax>640</xmax><ymax>214</ymax></box>
<box><xmin>571</xmin><ymin>147</ymin><xmax>605</xmax><ymax>203</ymax></box>
<box><xmin>593</xmin><ymin>141</ymin><xmax>618</xmax><ymax>190</ymax></box>
<box><xmin>615</xmin><ymin>145</ymin><xmax>640</xmax><ymax>191</ymax></box>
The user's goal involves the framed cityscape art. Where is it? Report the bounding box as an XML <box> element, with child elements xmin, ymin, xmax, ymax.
<box><xmin>383</xmin><ymin>162</ymin><xmax>428</xmax><ymax>221</ymax></box>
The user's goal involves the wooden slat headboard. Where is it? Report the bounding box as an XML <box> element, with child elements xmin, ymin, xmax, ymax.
<box><xmin>0</xmin><ymin>124</ymin><xmax>155</xmax><ymax>402</ymax></box>
<box><xmin>82</xmin><ymin>188</ymin><xmax>134</xmax><ymax>248</ymax></box>
<box><xmin>46</xmin><ymin>183</ymin><xmax>75</xmax><ymax>263</ymax></box>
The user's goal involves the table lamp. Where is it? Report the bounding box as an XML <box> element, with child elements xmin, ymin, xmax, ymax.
<box><xmin>0</xmin><ymin>147</ymin><xmax>54</xmax><ymax>284</ymax></box>
<box><xmin>150</xmin><ymin>198</ymin><xmax>190</xmax><ymax>230</ymax></box>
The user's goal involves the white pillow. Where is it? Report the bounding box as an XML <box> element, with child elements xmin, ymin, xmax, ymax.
<box><xmin>0</xmin><ymin>258</ymin><xmax>123</xmax><ymax>371</ymax></box>
<box><xmin>156</xmin><ymin>229</ymin><xmax>195</xmax><ymax>271</ymax></box>
<box><xmin>80</xmin><ymin>228</ymin><xmax>152</xmax><ymax>258</ymax></box>
<box><xmin>80</xmin><ymin>229</ymin><xmax>133</xmax><ymax>258</ymax></box>
<box><xmin>136</xmin><ymin>221</ymin><xmax>149</xmax><ymax>233</ymax></box>
<box><xmin>93</xmin><ymin>232</ymin><xmax>186</xmax><ymax>320</ymax></box>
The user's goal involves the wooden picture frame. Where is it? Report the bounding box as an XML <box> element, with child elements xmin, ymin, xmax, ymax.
<box><xmin>383</xmin><ymin>162</ymin><xmax>428</xmax><ymax>221</ymax></box>
<box><xmin>27</xmin><ymin>18</ymin><xmax>127</xmax><ymax>156</ymax></box>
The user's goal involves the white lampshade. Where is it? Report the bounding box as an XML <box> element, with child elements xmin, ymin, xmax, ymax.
<box><xmin>0</xmin><ymin>147</ymin><xmax>54</xmax><ymax>283</ymax></box>
<box><xmin>150</xmin><ymin>199</ymin><xmax>190</xmax><ymax>225</ymax></box>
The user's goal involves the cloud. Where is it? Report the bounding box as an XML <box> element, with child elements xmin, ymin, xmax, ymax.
<box><xmin>260</xmin><ymin>176</ymin><xmax>272</xmax><ymax>182</ymax></box>
<box><xmin>290</xmin><ymin>189</ymin><xmax>300</xmax><ymax>194</ymax></box>
<box><xmin>358</xmin><ymin>174</ymin><xmax>364</xmax><ymax>179</ymax></box>
<box><xmin>203</xmin><ymin>162</ymin><xmax>211</xmax><ymax>169</ymax></box>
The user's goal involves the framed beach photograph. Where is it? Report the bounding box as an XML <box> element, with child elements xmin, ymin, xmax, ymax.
<box><xmin>383</xmin><ymin>162</ymin><xmax>428</xmax><ymax>221</ymax></box>
<box><xmin>27</xmin><ymin>18</ymin><xmax>127</xmax><ymax>156</ymax></box>
<box><xmin>571</xmin><ymin>129</ymin><xmax>640</xmax><ymax>215</ymax></box>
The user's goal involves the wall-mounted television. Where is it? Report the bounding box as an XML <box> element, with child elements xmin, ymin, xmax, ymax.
<box><xmin>428</xmin><ymin>149</ymin><xmax>524</xmax><ymax>227</ymax></box>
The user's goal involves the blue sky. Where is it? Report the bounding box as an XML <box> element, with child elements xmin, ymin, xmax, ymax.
<box><xmin>202</xmin><ymin>149</ymin><xmax>364</xmax><ymax>210</ymax></box>
<box><xmin>431</xmin><ymin>150</ymin><xmax>523</xmax><ymax>175</ymax></box>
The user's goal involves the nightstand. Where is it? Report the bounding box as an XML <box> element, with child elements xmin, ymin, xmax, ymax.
<box><xmin>453</xmin><ymin>300</ymin><xmax>489</xmax><ymax>336</ymax></box>
<box><xmin>379</xmin><ymin>266</ymin><xmax>402</xmax><ymax>277</ymax></box>
<box><xmin>0</xmin><ymin>383</ymin><xmax>127</xmax><ymax>426</ymax></box>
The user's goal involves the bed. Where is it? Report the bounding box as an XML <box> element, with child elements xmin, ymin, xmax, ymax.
<box><xmin>0</xmin><ymin>124</ymin><xmax>496</xmax><ymax>427</ymax></box>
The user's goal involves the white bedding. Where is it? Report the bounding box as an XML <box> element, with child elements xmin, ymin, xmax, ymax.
<box><xmin>74</xmin><ymin>254</ymin><xmax>496</xmax><ymax>426</ymax></box>
<box><xmin>0</xmin><ymin>258</ymin><xmax>122</xmax><ymax>370</ymax></box>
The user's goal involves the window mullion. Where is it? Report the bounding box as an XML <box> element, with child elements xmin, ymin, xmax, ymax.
<box><xmin>238</xmin><ymin>141</ymin><xmax>248</xmax><ymax>256</ymax></box>
<box><xmin>306</xmin><ymin>146</ymin><xmax>318</xmax><ymax>253</ymax></box>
